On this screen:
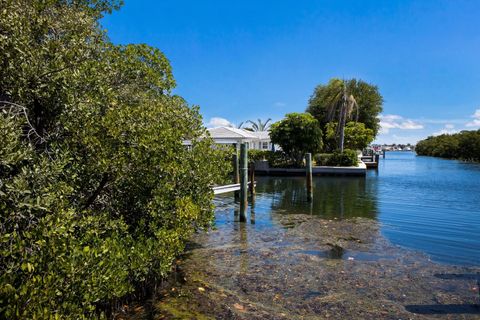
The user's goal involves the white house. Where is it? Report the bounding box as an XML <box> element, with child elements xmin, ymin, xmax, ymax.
<box><xmin>249</xmin><ymin>131</ymin><xmax>275</xmax><ymax>150</ymax></box>
<box><xmin>206</xmin><ymin>127</ymin><xmax>274</xmax><ymax>150</ymax></box>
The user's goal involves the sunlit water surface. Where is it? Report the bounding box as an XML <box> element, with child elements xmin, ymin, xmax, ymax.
<box><xmin>216</xmin><ymin>152</ymin><xmax>480</xmax><ymax>266</ymax></box>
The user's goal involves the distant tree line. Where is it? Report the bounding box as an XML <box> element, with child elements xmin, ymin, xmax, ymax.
<box><xmin>416</xmin><ymin>130</ymin><xmax>480</xmax><ymax>162</ymax></box>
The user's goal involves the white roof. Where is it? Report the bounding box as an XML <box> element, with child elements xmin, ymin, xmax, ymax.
<box><xmin>249</xmin><ymin>131</ymin><xmax>270</xmax><ymax>140</ymax></box>
<box><xmin>207</xmin><ymin>127</ymin><xmax>257</xmax><ymax>139</ymax></box>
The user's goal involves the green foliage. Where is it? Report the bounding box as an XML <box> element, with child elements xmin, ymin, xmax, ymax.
<box><xmin>0</xmin><ymin>1</ymin><xmax>229</xmax><ymax>319</ymax></box>
<box><xmin>316</xmin><ymin>149</ymin><xmax>358</xmax><ymax>167</ymax></box>
<box><xmin>245</xmin><ymin>118</ymin><xmax>272</xmax><ymax>131</ymax></box>
<box><xmin>416</xmin><ymin>130</ymin><xmax>480</xmax><ymax>161</ymax></box>
<box><xmin>248</xmin><ymin>150</ymin><xmax>292</xmax><ymax>168</ymax></box>
<box><xmin>248</xmin><ymin>150</ymin><xmax>291</xmax><ymax>167</ymax></box>
<box><xmin>325</xmin><ymin>122</ymin><xmax>374</xmax><ymax>151</ymax></box>
<box><xmin>307</xmin><ymin>78</ymin><xmax>383</xmax><ymax>141</ymax></box>
<box><xmin>344</xmin><ymin>122</ymin><xmax>374</xmax><ymax>151</ymax></box>
<box><xmin>248</xmin><ymin>149</ymin><xmax>270</xmax><ymax>162</ymax></box>
<box><xmin>269</xmin><ymin>113</ymin><xmax>323</xmax><ymax>167</ymax></box>
<box><xmin>313</xmin><ymin>153</ymin><xmax>333</xmax><ymax>166</ymax></box>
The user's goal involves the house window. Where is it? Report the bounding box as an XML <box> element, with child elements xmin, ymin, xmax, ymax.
<box><xmin>262</xmin><ymin>142</ymin><xmax>269</xmax><ymax>149</ymax></box>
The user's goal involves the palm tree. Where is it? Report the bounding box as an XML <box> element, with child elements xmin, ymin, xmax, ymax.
<box><xmin>325</xmin><ymin>81</ymin><xmax>359</xmax><ymax>152</ymax></box>
<box><xmin>246</xmin><ymin>118</ymin><xmax>272</xmax><ymax>131</ymax></box>
<box><xmin>226</xmin><ymin>121</ymin><xmax>246</xmax><ymax>129</ymax></box>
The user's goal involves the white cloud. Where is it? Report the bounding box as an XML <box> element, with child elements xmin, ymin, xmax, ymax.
<box><xmin>375</xmin><ymin>133</ymin><xmax>423</xmax><ymax>144</ymax></box>
<box><xmin>378</xmin><ymin>114</ymin><xmax>424</xmax><ymax>134</ymax></box>
<box><xmin>398</xmin><ymin>120</ymin><xmax>424</xmax><ymax>130</ymax></box>
<box><xmin>433</xmin><ymin>129</ymin><xmax>459</xmax><ymax>136</ymax></box>
<box><xmin>273</xmin><ymin>102</ymin><xmax>286</xmax><ymax>107</ymax></box>
<box><xmin>207</xmin><ymin>117</ymin><xmax>234</xmax><ymax>128</ymax></box>
<box><xmin>466</xmin><ymin>108</ymin><xmax>480</xmax><ymax>127</ymax></box>
<box><xmin>413</xmin><ymin>118</ymin><xmax>466</xmax><ymax>125</ymax></box>
<box><xmin>433</xmin><ymin>124</ymin><xmax>459</xmax><ymax>136</ymax></box>
<box><xmin>466</xmin><ymin>119</ymin><xmax>480</xmax><ymax>127</ymax></box>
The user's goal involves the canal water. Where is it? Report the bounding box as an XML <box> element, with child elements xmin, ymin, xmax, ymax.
<box><xmin>247</xmin><ymin>151</ymin><xmax>480</xmax><ymax>266</ymax></box>
<box><xmin>131</xmin><ymin>152</ymin><xmax>480</xmax><ymax>319</ymax></box>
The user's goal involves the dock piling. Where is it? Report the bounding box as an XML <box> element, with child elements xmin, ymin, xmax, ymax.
<box><xmin>306</xmin><ymin>153</ymin><xmax>313</xmax><ymax>202</ymax></box>
<box><xmin>249</xmin><ymin>161</ymin><xmax>256</xmax><ymax>198</ymax></box>
<box><xmin>233</xmin><ymin>152</ymin><xmax>239</xmax><ymax>199</ymax></box>
<box><xmin>239</xmin><ymin>143</ymin><xmax>248</xmax><ymax>222</ymax></box>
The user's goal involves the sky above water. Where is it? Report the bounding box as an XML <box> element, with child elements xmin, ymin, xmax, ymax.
<box><xmin>102</xmin><ymin>0</ymin><xmax>480</xmax><ymax>144</ymax></box>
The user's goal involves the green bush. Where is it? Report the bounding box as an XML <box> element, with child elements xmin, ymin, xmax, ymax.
<box><xmin>313</xmin><ymin>153</ymin><xmax>333</xmax><ymax>166</ymax></box>
<box><xmin>248</xmin><ymin>149</ymin><xmax>270</xmax><ymax>162</ymax></box>
<box><xmin>248</xmin><ymin>150</ymin><xmax>294</xmax><ymax>168</ymax></box>
<box><xmin>324</xmin><ymin>122</ymin><xmax>375</xmax><ymax>152</ymax></box>
<box><xmin>0</xmin><ymin>1</ymin><xmax>230</xmax><ymax>319</ymax></box>
<box><xmin>270</xmin><ymin>113</ymin><xmax>323</xmax><ymax>166</ymax></box>
<box><xmin>325</xmin><ymin>149</ymin><xmax>358</xmax><ymax>167</ymax></box>
<box><xmin>266</xmin><ymin>151</ymin><xmax>295</xmax><ymax>168</ymax></box>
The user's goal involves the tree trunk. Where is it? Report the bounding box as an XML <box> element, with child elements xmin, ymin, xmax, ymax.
<box><xmin>337</xmin><ymin>83</ymin><xmax>348</xmax><ymax>152</ymax></box>
<box><xmin>338</xmin><ymin>104</ymin><xmax>347</xmax><ymax>152</ymax></box>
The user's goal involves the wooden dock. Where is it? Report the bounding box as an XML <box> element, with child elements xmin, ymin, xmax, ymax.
<box><xmin>212</xmin><ymin>181</ymin><xmax>255</xmax><ymax>195</ymax></box>
<box><xmin>361</xmin><ymin>154</ymin><xmax>380</xmax><ymax>169</ymax></box>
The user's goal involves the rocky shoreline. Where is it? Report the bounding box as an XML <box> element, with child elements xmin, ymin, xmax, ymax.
<box><xmin>121</xmin><ymin>210</ymin><xmax>480</xmax><ymax>319</ymax></box>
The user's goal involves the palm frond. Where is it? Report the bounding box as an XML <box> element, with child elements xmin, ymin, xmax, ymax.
<box><xmin>247</xmin><ymin>118</ymin><xmax>272</xmax><ymax>131</ymax></box>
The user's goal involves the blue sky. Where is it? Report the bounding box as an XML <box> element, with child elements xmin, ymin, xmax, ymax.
<box><xmin>102</xmin><ymin>0</ymin><xmax>480</xmax><ymax>144</ymax></box>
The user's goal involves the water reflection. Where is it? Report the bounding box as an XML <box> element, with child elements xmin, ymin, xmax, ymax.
<box><xmin>218</xmin><ymin>152</ymin><xmax>480</xmax><ymax>265</ymax></box>
<box><xmin>256</xmin><ymin>176</ymin><xmax>378</xmax><ymax>220</ymax></box>
<box><xmin>230</xmin><ymin>207</ymin><xmax>250</xmax><ymax>275</ymax></box>
<box><xmin>250</xmin><ymin>197</ymin><xmax>256</xmax><ymax>224</ymax></box>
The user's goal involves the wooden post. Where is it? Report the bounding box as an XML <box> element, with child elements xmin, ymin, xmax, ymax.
<box><xmin>232</xmin><ymin>153</ymin><xmax>239</xmax><ymax>183</ymax></box>
<box><xmin>249</xmin><ymin>161</ymin><xmax>255</xmax><ymax>197</ymax></box>
<box><xmin>306</xmin><ymin>153</ymin><xmax>313</xmax><ymax>202</ymax></box>
<box><xmin>233</xmin><ymin>152</ymin><xmax>239</xmax><ymax>199</ymax></box>
<box><xmin>375</xmin><ymin>153</ymin><xmax>380</xmax><ymax>164</ymax></box>
<box><xmin>382</xmin><ymin>150</ymin><xmax>386</xmax><ymax>159</ymax></box>
<box><xmin>239</xmin><ymin>143</ymin><xmax>248</xmax><ymax>222</ymax></box>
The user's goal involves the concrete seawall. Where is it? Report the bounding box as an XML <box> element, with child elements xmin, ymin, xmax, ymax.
<box><xmin>254</xmin><ymin>160</ymin><xmax>367</xmax><ymax>176</ymax></box>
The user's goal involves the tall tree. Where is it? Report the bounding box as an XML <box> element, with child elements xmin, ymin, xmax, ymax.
<box><xmin>307</xmin><ymin>78</ymin><xmax>383</xmax><ymax>149</ymax></box>
<box><xmin>307</xmin><ymin>80</ymin><xmax>359</xmax><ymax>151</ymax></box>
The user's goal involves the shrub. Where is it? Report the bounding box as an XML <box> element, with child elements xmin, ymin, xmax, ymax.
<box><xmin>270</xmin><ymin>113</ymin><xmax>323</xmax><ymax>166</ymax></box>
<box><xmin>325</xmin><ymin>149</ymin><xmax>358</xmax><ymax>167</ymax></box>
<box><xmin>248</xmin><ymin>149</ymin><xmax>270</xmax><ymax>162</ymax></box>
<box><xmin>266</xmin><ymin>151</ymin><xmax>294</xmax><ymax>168</ymax></box>
<box><xmin>0</xmin><ymin>1</ymin><xmax>230</xmax><ymax>318</ymax></box>
<box><xmin>248</xmin><ymin>150</ymin><xmax>294</xmax><ymax>168</ymax></box>
<box><xmin>313</xmin><ymin>153</ymin><xmax>333</xmax><ymax>166</ymax></box>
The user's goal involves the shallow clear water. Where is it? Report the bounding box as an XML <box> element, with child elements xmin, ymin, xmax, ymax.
<box><xmin>221</xmin><ymin>152</ymin><xmax>480</xmax><ymax>266</ymax></box>
<box><xmin>134</xmin><ymin>152</ymin><xmax>480</xmax><ymax>319</ymax></box>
